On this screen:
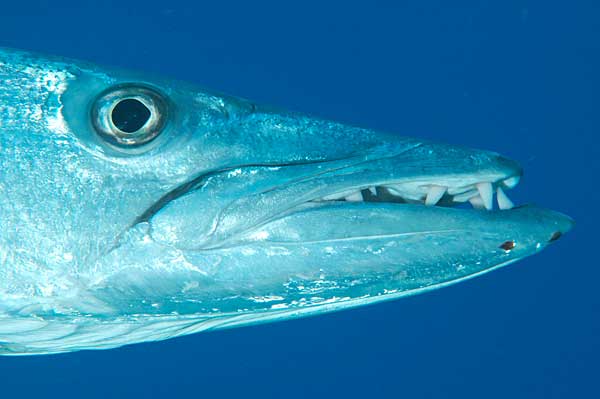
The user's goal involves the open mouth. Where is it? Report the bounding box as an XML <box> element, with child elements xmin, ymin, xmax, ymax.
<box><xmin>310</xmin><ymin>174</ymin><xmax>521</xmax><ymax>211</ymax></box>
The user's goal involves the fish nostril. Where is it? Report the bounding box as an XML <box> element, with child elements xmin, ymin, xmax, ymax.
<box><xmin>499</xmin><ymin>240</ymin><xmax>516</xmax><ymax>251</ymax></box>
<box><xmin>549</xmin><ymin>231</ymin><xmax>562</xmax><ymax>242</ymax></box>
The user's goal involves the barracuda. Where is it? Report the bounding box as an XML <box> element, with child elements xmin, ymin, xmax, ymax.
<box><xmin>0</xmin><ymin>48</ymin><xmax>572</xmax><ymax>355</ymax></box>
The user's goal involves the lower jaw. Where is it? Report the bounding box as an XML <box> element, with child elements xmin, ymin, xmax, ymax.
<box><xmin>243</xmin><ymin>201</ymin><xmax>526</xmax><ymax>245</ymax></box>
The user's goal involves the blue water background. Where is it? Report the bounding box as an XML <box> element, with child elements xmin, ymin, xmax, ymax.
<box><xmin>0</xmin><ymin>1</ymin><xmax>598</xmax><ymax>398</ymax></box>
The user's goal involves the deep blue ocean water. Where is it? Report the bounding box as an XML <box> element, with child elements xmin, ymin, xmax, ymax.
<box><xmin>0</xmin><ymin>1</ymin><xmax>597</xmax><ymax>398</ymax></box>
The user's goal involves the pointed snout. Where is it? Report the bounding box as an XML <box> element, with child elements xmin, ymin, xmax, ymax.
<box><xmin>511</xmin><ymin>205</ymin><xmax>574</xmax><ymax>245</ymax></box>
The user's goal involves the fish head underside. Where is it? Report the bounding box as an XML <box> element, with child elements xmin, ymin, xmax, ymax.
<box><xmin>0</xmin><ymin>48</ymin><xmax>573</xmax><ymax>355</ymax></box>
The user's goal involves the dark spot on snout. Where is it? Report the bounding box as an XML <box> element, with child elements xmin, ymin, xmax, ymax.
<box><xmin>500</xmin><ymin>240</ymin><xmax>516</xmax><ymax>251</ymax></box>
<box><xmin>549</xmin><ymin>231</ymin><xmax>562</xmax><ymax>242</ymax></box>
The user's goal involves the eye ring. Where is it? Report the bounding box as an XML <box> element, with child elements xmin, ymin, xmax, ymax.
<box><xmin>91</xmin><ymin>84</ymin><xmax>168</xmax><ymax>148</ymax></box>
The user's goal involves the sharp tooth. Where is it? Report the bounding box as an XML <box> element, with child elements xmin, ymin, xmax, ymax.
<box><xmin>503</xmin><ymin>175</ymin><xmax>520</xmax><ymax>189</ymax></box>
<box><xmin>453</xmin><ymin>189</ymin><xmax>478</xmax><ymax>202</ymax></box>
<box><xmin>476</xmin><ymin>182</ymin><xmax>493</xmax><ymax>210</ymax></box>
<box><xmin>496</xmin><ymin>187</ymin><xmax>514</xmax><ymax>210</ymax></box>
<box><xmin>425</xmin><ymin>185</ymin><xmax>446</xmax><ymax>206</ymax></box>
<box><xmin>345</xmin><ymin>192</ymin><xmax>363</xmax><ymax>202</ymax></box>
<box><xmin>469</xmin><ymin>196</ymin><xmax>486</xmax><ymax>210</ymax></box>
<box><xmin>368</xmin><ymin>187</ymin><xmax>377</xmax><ymax>195</ymax></box>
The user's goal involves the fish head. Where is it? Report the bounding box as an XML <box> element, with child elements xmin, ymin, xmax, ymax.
<box><xmin>0</xmin><ymin>48</ymin><xmax>572</xmax><ymax>353</ymax></box>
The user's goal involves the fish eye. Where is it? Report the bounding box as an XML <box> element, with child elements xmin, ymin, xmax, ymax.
<box><xmin>91</xmin><ymin>84</ymin><xmax>168</xmax><ymax>148</ymax></box>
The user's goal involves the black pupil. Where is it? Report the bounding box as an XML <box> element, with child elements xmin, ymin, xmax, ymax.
<box><xmin>111</xmin><ymin>99</ymin><xmax>151</xmax><ymax>133</ymax></box>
